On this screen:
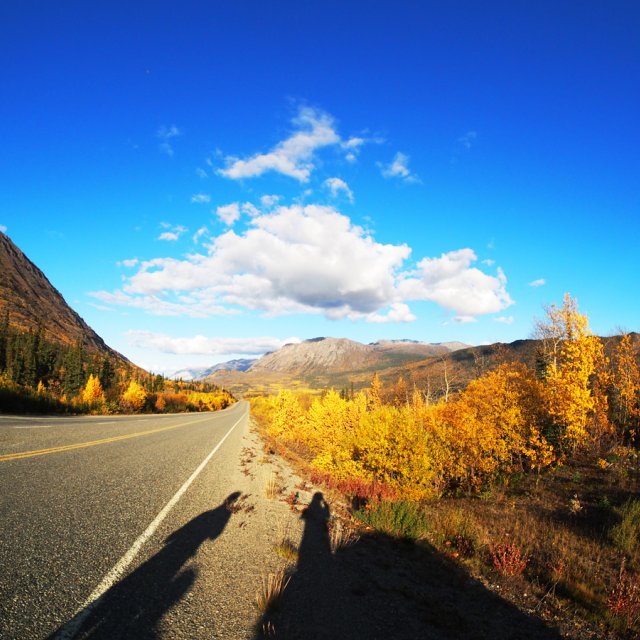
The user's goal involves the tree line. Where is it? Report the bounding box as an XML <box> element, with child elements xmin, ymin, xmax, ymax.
<box><xmin>0</xmin><ymin>313</ymin><xmax>234</xmax><ymax>414</ymax></box>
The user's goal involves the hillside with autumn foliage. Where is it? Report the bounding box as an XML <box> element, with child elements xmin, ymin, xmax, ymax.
<box><xmin>0</xmin><ymin>233</ymin><xmax>235</xmax><ymax>415</ymax></box>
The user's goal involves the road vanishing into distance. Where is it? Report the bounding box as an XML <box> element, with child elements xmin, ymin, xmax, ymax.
<box><xmin>0</xmin><ymin>401</ymin><xmax>250</xmax><ymax>639</ymax></box>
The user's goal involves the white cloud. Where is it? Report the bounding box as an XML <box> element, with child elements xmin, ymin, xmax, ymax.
<box><xmin>127</xmin><ymin>330</ymin><xmax>300</xmax><ymax>356</ymax></box>
<box><xmin>343</xmin><ymin>136</ymin><xmax>365</xmax><ymax>149</ymax></box>
<box><xmin>366</xmin><ymin>303</ymin><xmax>416</xmax><ymax>324</ymax></box>
<box><xmin>482</xmin><ymin>259</ymin><xmax>495</xmax><ymax>266</ymax></box>
<box><xmin>191</xmin><ymin>193</ymin><xmax>211</xmax><ymax>204</ymax></box>
<box><xmin>494</xmin><ymin>315</ymin><xmax>514</xmax><ymax>325</ymax></box>
<box><xmin>458</xmin><ymin>131</ymin><xmax>477</xmax><ymax>150</ymax></box>
<box><xmin>260</xmin><ymin>194</ymin><xmax>281</xmax><ymax>209</ymax></box>
<box><xmin>342</xmin><ymin>137</ymin><xmax>364</xmax><ymax>163</ymax></box>
<box><xmin>218</xmin><ymin>107</ymin><xmax>340</xmax><ymax>182</ymax></box>
<box><xmin>158</xmin><ymin>223</ymin><xmax>187</xmax><ymax>241</ymax></box>
<box><xmin>159</xmin><ymin>232</ymin><xmax>180</xmax><ymax>241</ymax></box>
<box><xmin>196</xmin><ymin>168</ymin><xmax>208</xmax><ymax>178</ymax></box>
<box><xmin>88</xmin><ymin>303</ymin><xmax>114</xmax><ymax>312</ymax></box>
<box><xmin>157</xmin><ymin>124</ymin><xmax>181</xmax><ymax>156</ymax></box>
<box><xmin>399</xmin><ymin>248</ymin><xmax>513</xmax><ymax>316</ymax></box>
<box><xmin>193</xmin><ymin>226</ymin><xmax>209</xmax><ymax>244</ymax></box>
<box><xmin>158</xmin><ymin>125</ymin><xmax>181</xmax><ymax>139</ymax></box>
<box><xmin>89</xmin><ymin>290</ymin><xmax>235</xmax><ymax>318</ymax></box>
<box><xmin>94</xmin><ymin>206</ymin><xmax>512</xmax><ymax>323</ymax></box>
<box><xmin>118</xmin><ymin>258</ymin><xmax>139</xmax><ymax>268</ymax></box>
<box><xmin>529</xmin><ymin>278</ymin><xmax>546</xmax><ymax>287</ymax></box>
<box><xmin>216</xmin><ymin>203</ymin><xmax>241</xmax><ymax>226</ymax></box>
<box><xmin>0</xmin><ymin>225</ymin><xmax>6</xmax><ymax>233</ymax></box>
<box><xmin>241</xmin><ymin>202</ymin><xmax>260</xmax><ymax>217</ymax></box>
<box><xmin>379</xmin><ymin>152</ymin><xmax>420</xmax><ymax>183</ymax></box>
<box><xmin>453</xmin><ymin>315</ymin><xmax>478</xmax><ymax>324</ymax></box>
<box><xmin>323</xmin><ymin>177</ymin><xmax>354</xmax><ymax>203</ymax></box>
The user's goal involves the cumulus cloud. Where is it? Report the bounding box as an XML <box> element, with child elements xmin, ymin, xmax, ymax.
<box><xmin>218</xmin><ymin>107</ymin><xmax>340</xmax><ymax>182</ymax></box>
<box><xmin>494</xmin><ymin>315</ymin><xmax>514</xmax><ymax>325</ymax></box>
<box><xmin>93</xmin><ymin>206</ymin><xmax>513</xmax><ymax>323</ymax></box>
<box><xmin>323</xmin><ymin>177</ymin><xmax>354</xmax><ymax>202</ymax></box>
<box><xmin>529</xmin><ymin>278</ymin><xmax>546</xmax><ymax>287</ymax></box>
<box><xmin>127</xmin><ymin>330</ymin><xmax>300</xmax><ymax>356</ymax></box>
<box><xmin>399</xmin><ymin>248</ymin><xmax>513</xmax><ymax>316</ymax></box>
<box><xmin>216</xmin><ymin>203</ymin><xmax>241</xmax><ymax>226</ymax></box>
<box><xmin>191</xmin><ymin>193</ymin><xmax>211</xmax><ymax>204</ymax></box>
<box><xmin>379</xmin><ymin>152</ymin><xmax>420</xmax><ymax>183</ymax></box>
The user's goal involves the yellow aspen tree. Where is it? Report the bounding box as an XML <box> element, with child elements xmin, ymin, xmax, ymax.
<box><xmin>368</xmin><ymin>372</ymin><xmax>383</xmax><ymax>409</ymax></box>
<box><xmin>612</xmin><ymin>333</ymin><xmax>640</xmax><ymax>443</ymax></box>
<box><xmin>268</xmin><ymin>390</ymin><xmax>306</xmax><ymax>440</ymax></box>
<box><xmin>36</xmin><ymin>380</ymin><xmax>46</xmax><ymax>395</ymax></box>
<box><xmin>543</xmin><ymin>294</ymin><xmax>600</xmax><ymax>452</ymax></box>
<box><xmin>82</xmin><ymin>374</ymin><xmax>105</xmax><ymax>405</ymax></box>
<box><xmin>590</xmin><ymin>341</ymin><xmax>614</xmax><ymax>450</ymax></box>
<box><xmin>392</xmin><ymin>376</ymin><xmax>409</xmax><ymax>407</ymax></box>
<box><xmin>122</xmin><ymin>380</ymin><xmax>147</xmax><ymax>412</ymax></box>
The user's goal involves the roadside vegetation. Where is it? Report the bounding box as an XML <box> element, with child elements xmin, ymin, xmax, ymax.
<box><xmin>0</xmin><ymin>314</ymin><xmax>234</xmax><ymax>414</ymax></box>
<box><xmin>251</xmin><ymin>295</ymin><xmax>640</xmax><ymax>637</ymax></box>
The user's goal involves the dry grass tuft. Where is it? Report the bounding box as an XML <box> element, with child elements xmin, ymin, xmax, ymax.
<box><xmin>274</xmin><ymin>522</ymin><xmax>299</xmax><ymax>563</ymax></box>
<box><xmin>274</xmin><ymin>539</ymin><xmax>298</xmax><ymax>563</ymax></box>
<box><xmin>329</xmin><ymin>520</ymin><xmax>358</xmax><ymax>553</ymax></box>
<box><xmin>265</xmin><ymin>473</ymin><xmax>281</xmax><ymax>499</ymax></box>
<box><xmin>255</xmin><ymin>568</ymin><xmax>291</xmax><ymax>614</ymax></box>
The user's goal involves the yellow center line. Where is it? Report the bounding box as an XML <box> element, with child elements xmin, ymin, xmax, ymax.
<box><xmin>0</xmin><ymin>415</ymin><xmax>215</xmax><ymax>462</ymax></box>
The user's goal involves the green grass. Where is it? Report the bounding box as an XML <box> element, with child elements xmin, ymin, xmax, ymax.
<box><xmin>355</xmin><ymin>500</ymin><xmax>430</xmax><ymax>541</ymax></box>
<box><xmin>611</xmin><ymin>499</ymin><xmax>640</xmax><ymax>558</ymax></box>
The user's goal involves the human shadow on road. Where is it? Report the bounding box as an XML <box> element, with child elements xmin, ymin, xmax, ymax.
<box><xmin>50</xmin><ymin>491</ymin><xmax>241</xmax><ymax>640</ymax></box>
<box><xmin>254</xmin><ymin>491</ymin><xmax>564</xmax><ymax>640</ymax></box>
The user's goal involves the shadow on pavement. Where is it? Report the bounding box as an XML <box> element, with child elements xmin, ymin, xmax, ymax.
<box><xmin>254</xmin><ymin>491</ymin><xmax>564</xmax><ymax>640</ymax></box>
<box><xmin>50</xmin><ymin>491</ymin><xmax>241</xmax><ymax>639</ymax></box>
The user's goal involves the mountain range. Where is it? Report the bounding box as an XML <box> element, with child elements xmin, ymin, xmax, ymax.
<box><xmin>7</xmin><ymin>230</ymin><xmax>629</xmax><ymax>403</ymax></box>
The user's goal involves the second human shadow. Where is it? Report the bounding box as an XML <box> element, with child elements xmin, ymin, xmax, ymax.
<box><xmin>255</xmin><ymin>491</ymin><xmax>564</xmax><ymax>640</ymax></box>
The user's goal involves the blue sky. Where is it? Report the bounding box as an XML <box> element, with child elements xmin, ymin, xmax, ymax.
<box><xmin>1</xmin><ymin>1</ymin><xmax>638</xmax><ymax>374</ymax></box>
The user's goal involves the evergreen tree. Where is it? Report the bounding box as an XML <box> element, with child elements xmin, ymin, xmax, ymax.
<box><xmin>63</xmin><ymin>340</ymin><xmax>85</xmax><ymax>396</ymax></box>
<box><xmin>0</xmin><ymin>310</ymin><xmax>8</xmax><ymax>372</ymax></box>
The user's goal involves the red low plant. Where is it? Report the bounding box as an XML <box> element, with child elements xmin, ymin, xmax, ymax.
<box><xmin>608</xmin><ymin>559</ymin><xmax>640</xmax><ymax>629</ymax></box>
<box><xmin>490</xmin><ymin>539</ymin><xmax>529</xmax><ymax>577</ymax></box>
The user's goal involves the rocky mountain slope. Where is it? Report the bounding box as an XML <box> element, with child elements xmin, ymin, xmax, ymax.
<box><xmin>0</xmin><ymin>232</ymin><xmax>128</xmax><ymax>362</ymax></box>
<box><xmin>170</xmin><ymin>358</ymin><xmax>257</xmax><ymax>381</ymax></box>
<box><xmin>248</xmin><ymin>337</ymin><xmax>467</xmax><ymax>376</ymax></box>
<box><xmin>205</xmin><ymin>337</ymin><xmax>470</xmax><ymax>395</ymax></box>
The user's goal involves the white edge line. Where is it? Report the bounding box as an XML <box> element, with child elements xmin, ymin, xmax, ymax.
<box><xmin>14</xmin><ymin>425</ymin><xmax>54</xmax><ymax>429</ymax></box>
<box><xmin>53</xmin><ymin>406</ymin><xmax>247</xmax><ymax>640</ymax></box>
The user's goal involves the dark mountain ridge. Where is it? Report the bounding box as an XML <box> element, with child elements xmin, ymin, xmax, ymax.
<box><xmin>0</xmin><ymin>232</ymin><xmax>129</xmax><ymax>364</ymax></box>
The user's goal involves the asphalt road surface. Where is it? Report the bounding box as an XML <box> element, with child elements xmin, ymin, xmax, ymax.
<box><xmin>0</xmin><ymin>401</ymin><xmax>249</xmax><ymax>639</ymax></box>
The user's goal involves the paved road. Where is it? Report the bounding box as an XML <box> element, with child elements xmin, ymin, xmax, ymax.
<box><xmin>0</xmin><ymin>402</ymin><xmax>249</xmax><ymax>639</ymax></box>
